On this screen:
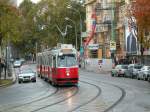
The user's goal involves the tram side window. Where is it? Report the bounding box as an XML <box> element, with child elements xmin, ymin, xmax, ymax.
<box><xmin>42</xmin><ymin>56</ymin><xmax>45</xmax><ymax>65</ymax></box>
<box><xmin>46</xmin><ymin>56</ymin><xmax>48</xmax><ymax>66</ymax></box>
<box><xmin>45</xmin><ymin>56</ymin><xmax>47</xmax><ymax>65</ymax></box>
<box><xmin>42</xmin><ymin>56</ymin><xmax>44</xmax><ymax>65</ymax></box>
<box><xmin>45</xmin><ymin>56</ymin><xmax>48</xmax><ymax>65</ymax></box>
<box><xmin>40</xmin><ymin>56</ymin><xmax>42</xmax><ymax>65</ymax></box>
<box><xmin>49</xmin><ymin>56</ymin><xmax>52</xmax><ymax>67</ymax></box>
<box><xmin>53</xmin><ymin>56</ymin><xmax>56</xmax><ymax>67</ymax></box>
<box><xmin>57</xmin><ymin>56</ymin><xmax>66</xmax><ymax>67</ymax></box>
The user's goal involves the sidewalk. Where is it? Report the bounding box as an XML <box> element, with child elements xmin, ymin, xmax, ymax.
<box><xmin>0</xmin><ymin>65</ymin><xmax>16</xmax><ymax>87</ymax></box>
<box><xmin>80</xmin><ymin>64</ymin><xmax>111</xmax><ymax>75</ymax></box>
<box><xmin>80</xmin><ymin>67</ymin><xmax>111</xmax><ymax>75</ymax></box>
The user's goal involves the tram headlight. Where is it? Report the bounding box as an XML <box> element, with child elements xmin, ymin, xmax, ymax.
<box><xmin>66</xmin><ymin>73</ymin><xmax>70</xmax><ymax>76</ymax></box>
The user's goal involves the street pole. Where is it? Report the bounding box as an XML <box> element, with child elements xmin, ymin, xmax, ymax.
<box><xmin>111</xmin><ymin>0</ymin><xmax>116</xmax><ymax>60</ymax></box>
<box><xmin>65</xmin><ymin>17</ymin><xmax>78</xmax><ymax>50</ymax></box>
<box><xmin>111</xmin><ymin>0</ymin><xmax>115</xmax><ymax>42</ymax></box>
<box><xmin>67</xmin><ymin>5</ymin><xmax>83</xmax><ymax>48</ymax></box>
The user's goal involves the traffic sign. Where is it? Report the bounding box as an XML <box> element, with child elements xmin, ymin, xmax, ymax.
<box><xmin>110</xmin><ymin>41</ymin><xmax>116</xmax><ymax>50</ymax></box>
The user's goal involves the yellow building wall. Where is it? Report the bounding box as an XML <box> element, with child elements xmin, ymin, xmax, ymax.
<box><xmin>106</xmin><ymin>48</ymin><xmax>111</xmax><ymax>58</ymax></box>
<box><xmin>98</xmin><ymin>49</ymin><xmax>102</xmax><ymax>59</ymax></box>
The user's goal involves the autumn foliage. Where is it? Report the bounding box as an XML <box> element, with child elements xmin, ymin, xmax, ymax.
<box><xmin>131</xmin><ymin>0</ymin><xmax>150</xmax><ymax>28</ymax></box>
<box><xmin>130</xmin><ymin>0</ymin><xmax>150</xmax><ymax>48</ymax></box>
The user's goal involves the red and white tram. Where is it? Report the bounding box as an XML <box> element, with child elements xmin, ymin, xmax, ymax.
<box><xmin>37</xmin><ymin>44</ymin><xmax>79</xmax><ymax>86</ymax></box>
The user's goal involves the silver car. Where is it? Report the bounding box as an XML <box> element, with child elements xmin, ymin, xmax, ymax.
<box><xmin>137</xmin><ymin>66</ymin><xmax>150</xmax><ymax>80</ymax></box>
<box><xmin>111</xmin><ymin>64</ymin><xmax>128</xmax><ymax>77</ymax></box>
<box><xmin>13</xmin><ymin>60</ymin><xmax>22</xmax><ymax>68</ymax></box>
<box><xmin>18</xmin><ymin>69</ymin><xmax>36</xmax><ymax>83</ymax></box>
<box><xmin>125</xmin><ymin>64</ymin><xmax>143</xmax><ymax>78</ymax></box>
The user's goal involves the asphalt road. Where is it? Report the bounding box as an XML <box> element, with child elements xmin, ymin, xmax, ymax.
<box><xmin>0</xmin><ymin>64</ymin><xmax>150</xmax><ymax>112</ymax></box>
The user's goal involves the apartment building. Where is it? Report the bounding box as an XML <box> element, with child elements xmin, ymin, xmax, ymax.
<box><xmin>84</xmin><ymin>0</ymin><xmax>131</xmax><ymax>61</ymax></box>
<box><xmin>82</xmin><ymin>0</ymin><xmax>134</xmax><ymax>71</ymax></box>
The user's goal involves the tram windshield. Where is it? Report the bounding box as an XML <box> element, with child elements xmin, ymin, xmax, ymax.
<box><xmin>57</xmin><ymin>54</ymin><xmax>77</xmax><ymax>67</ymax></box>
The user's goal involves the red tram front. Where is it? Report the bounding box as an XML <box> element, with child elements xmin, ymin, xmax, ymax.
<box><xmin>37</xmin><ymin>44</ymin><xmax>79</xmax><ymax>86</ymax></box>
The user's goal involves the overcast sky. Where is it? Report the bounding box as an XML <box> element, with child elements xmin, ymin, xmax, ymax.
<box><xmin>17</xmin><ymin>0</ymin><xmax>41</xmax><ymax>6</ymax></box>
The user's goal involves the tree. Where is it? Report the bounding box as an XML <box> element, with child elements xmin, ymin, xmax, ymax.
<box><xmin>0</xmin><ymin>0</ymin><xmax>21</xmax><ymax>57</ymax></box>
<box><xmin>0</xmin><ymin>0</ymin><xmax>21</xmax><ymax>42</ymax></box>
<box><xmin>131</xmin><ymin>0</ymin><xmax>150</xmax><ymax>52</ymax></box>
<box><xmin>17</xmin><ymin>0</ymin><xmax>85</xmax><ymax>55</ymax></box>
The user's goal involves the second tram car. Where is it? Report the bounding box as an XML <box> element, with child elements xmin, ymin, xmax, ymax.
<box><xmin>37</xmin><ymin>44</ymin><xmax>79</xmax><ymax>86</ymax></box>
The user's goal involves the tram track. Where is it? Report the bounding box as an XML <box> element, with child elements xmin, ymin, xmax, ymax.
<box><xmin>1</xmin><ymin>85</ymin><xmax>77</xmax><ymax>112</ymax></box>
<box><xmin>10</xmin><ymin>75</ymin><xmax>124</xmax><ymax>112</ymax></box>
<box><xmin>0</xmin><ymin>78</ymin><xmax>59</xmax><ymax>111</ymax></box>
<box><xmin>31</xmin><ymin>86</ymin><xmax>79</xmax><ymax>112</ymax></box>
<box><xmin>1</xmin><ymin>66</ymin><xmax>79</xmax><ymax>112</ymax></box>
<box><xmin>67</xmin><ymin>80</ymin><xmax>102</xmax><ymax>112</ymax></box>
<box><xmin>80</xmin><ymin>74</ymin><xmax>126</xmax><ymax>112</ymax></box>
<box><xmin>30</xmin><ymin>79</ymin><xmax>101</xmax><ymax>112</ymax></box>
<box><xmin>0</xmin><ymin>68</ymin><xmax>126</xmax><ymax>112</ymax></box>
<box><xmin>1</xmin><ymin>78</ymin><xmax>78</xmax><ymax>112</ymax></box>
<box><xmin>2</xmin><ymin>87</ymin><xmax>59</xmax><ymax>111</ymax></box>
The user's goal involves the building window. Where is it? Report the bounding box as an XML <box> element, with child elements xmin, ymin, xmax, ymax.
<box><xmin>90</xmin><ymin>50</ymin><xmax>98</xmax><ymax>58</ymax></box>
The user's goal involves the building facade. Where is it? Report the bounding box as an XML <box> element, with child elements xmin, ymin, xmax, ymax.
<box><xmin>85</xmin><ymin>0</ymin><xmax>134</xmax><ymax>69</ymax></box>
<box><xmin>84</xmin><ymin>0</ymin><xmax>131</xmax><ymax>63</ymax></box>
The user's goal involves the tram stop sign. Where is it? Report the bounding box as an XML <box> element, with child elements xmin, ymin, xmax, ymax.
<box><xmin>110</xmin><ymin>41</ymin><xmax>116</xmax><ymax>51</ymax></box>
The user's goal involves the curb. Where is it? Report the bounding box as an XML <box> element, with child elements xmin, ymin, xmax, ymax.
<box><xmin>80</xmin><ymin>68</ymin><xmax>111</xmax><ymax>75</ymax></box>
<box><xmin>0</xmin><ymin>78</ymin><xmax>16</xmax><ymax>88</ymax></box>
<box><xmin>0</xmin><ymin>68</ymin><xmax>16</xmax><ymax>88</ymax></box>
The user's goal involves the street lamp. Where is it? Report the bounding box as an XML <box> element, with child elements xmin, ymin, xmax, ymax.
<box><xmin>65</xmin><ymin>17</ymin><xmax>78</xmax><ymax>50</ymax></box>
<box><xmin>56</xmin><ymin>24</ymin><xmax>72</xmax><ymax>44</ymax></box>
<box><xmin>67</xmin><ymin>5</ymin><xmax>83</xmax><ymax>48</ymax></box>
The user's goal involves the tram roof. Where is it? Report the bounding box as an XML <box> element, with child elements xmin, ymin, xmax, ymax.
<box><xmin>37</xmin><ymin>44</ymin><xmax>77</xmax><ymax>56</ymax></box>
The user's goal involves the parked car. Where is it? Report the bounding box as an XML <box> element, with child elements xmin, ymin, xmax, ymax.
<box><xmin>111</xmin><ymin>64</ymin><xmax>128</xmax><ymax>77</ymax></box>
<box><xmin>147</xmin><ymin>70</ymin><xmax>150</xmax><ymax>82</ymax></box>
<box><xmin>18</xmin><ymin>69</ymin><xmax>36</xmax><ymax>83</ymax></box>
<box><xmin>20</xmin><ymin>58</ymin><xmax>25</xmax><ymax>64</ymax></box>
<box><xmin>13</xmin><ymin>60</ymin><xmax>22</xmax><ymax>68</ymax></box>
<box><xmin>137</xmin><ymin>66</ymin><xmax>150</xmax><ymax>80</ymax></box>
<box><xmin>125</xmin><ymin>64</ymin><xmax>143</xmax><ymax>78</ymax></box>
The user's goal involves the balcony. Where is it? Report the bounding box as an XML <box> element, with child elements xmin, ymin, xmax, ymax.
<box><xmin>102</xmin><ymin>14</ymin><xmax>112</xmax><ymax>24</ymax></box>
<box><xmin>96</xmin><ymin>24</ymin><xmax>108</xmax><ymax>33</ymax></box>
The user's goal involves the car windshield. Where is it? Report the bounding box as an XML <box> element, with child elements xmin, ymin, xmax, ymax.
<box><xmin>121</xmin><ymin>65</ymin><xmax>128</xmax><ymax>69</ymax></box>
<box><xmin>134</xmin><ymin>65</ymin><xmax>142</xmax><ymax>69</ymax></box>
<box><xmin>57</xmin><ymin>54</ymin><xmax>77</xmax><ymax>67</ymax></box>
<box><xmin>20</xmin><ymin>69</ymin><xmax>33</xmax><ymax>74</ymax></box>
<box><xmin>142</xmin><ymin>66</ymin><xmax>150</xmax><ymax>70</ymax></box>
<box><xmin>14</xmin><ymin>61</ymin><xmax>21</xmax><ymax>64</ymax></box>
